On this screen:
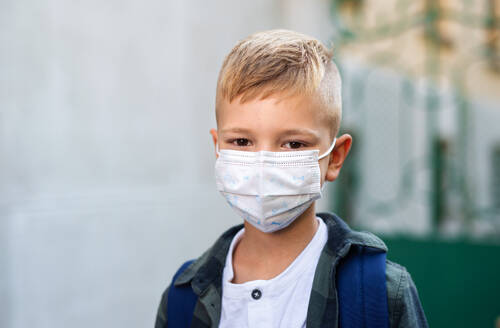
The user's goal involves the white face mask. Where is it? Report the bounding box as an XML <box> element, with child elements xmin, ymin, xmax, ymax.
<box><xmin>215</xmin><ymin>138</ymin><xmax>336</xmax><ymax>233</ymax></box>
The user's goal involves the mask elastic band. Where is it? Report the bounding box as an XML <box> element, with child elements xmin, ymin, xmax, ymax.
<box><xmin>318</xmin><ymin>137</ymin><xmax>337</xmax><ymax>160</ymax></box>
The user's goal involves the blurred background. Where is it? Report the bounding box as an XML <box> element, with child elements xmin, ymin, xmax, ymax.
<box><xmin>0</xmin><ymin>0</ymin><xmax>499</xmax><ymax>327</ymax></box>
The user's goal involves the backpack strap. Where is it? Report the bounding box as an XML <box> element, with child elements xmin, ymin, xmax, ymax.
<box><xmin>167</xmin><ymin>260</ymin><xmax>198</xmax><ymax>328</ymax></box>
<box><xmin>337</xmin><ymin>245</ymin><xmax>390</xmax><ymax>328</ymax></box>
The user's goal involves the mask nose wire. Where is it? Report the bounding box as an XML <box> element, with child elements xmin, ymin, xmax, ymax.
<box><xmin>318</xmin><ymin>137</ymin><xmax>336</xmax><ymax>160</ymax></box>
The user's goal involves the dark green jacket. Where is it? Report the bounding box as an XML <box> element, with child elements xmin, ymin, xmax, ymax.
<box><xmin>155</xmin><ymin>212</ymin><xmax>428</xmax><ymax>327</ymax></box>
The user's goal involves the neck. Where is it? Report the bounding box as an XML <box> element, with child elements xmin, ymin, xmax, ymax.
<box><xmin>239</xmin><ymin>204</ymin><xmax>319</xmax><ymax>260</ymax></box>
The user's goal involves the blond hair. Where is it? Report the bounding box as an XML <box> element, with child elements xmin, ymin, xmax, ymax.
<box><xmin>215</xmin><ymin>29</ymin><xmax>342</xmax><ymax>138</ymax></box>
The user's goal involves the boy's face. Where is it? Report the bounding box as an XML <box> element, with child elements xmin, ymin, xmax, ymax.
<box><xmin>211</xmin><ymin>92</ymin><xmax>352</xmax><ymax>184</ymax></box>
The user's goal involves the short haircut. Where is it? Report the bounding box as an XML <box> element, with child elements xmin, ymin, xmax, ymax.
<box><xmin>215</xmin><ymin>29</ymin><xmax>342</xmax><ymax>138</ymax></box>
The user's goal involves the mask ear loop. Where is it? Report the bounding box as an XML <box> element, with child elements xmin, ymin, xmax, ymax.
<box><xmin>318</xmin><ymin>137</ymin><xmax>336</xmax><ymax>160</ymax></box>
<box><xmin>319</xmin><ymin>137</ymin><xmax>336</xmax><ymax>192</ymax></box>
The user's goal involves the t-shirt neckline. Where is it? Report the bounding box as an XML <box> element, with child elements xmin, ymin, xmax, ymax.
<box><xmin>222</xmin><ymin>216</ymin><xmax>327</xmax><ymax>299</ymax></box>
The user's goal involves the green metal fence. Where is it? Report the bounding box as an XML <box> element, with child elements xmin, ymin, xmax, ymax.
<box><xmin>328</xmin><ymin>1</ymin><xmax>500</xmax><ymax>326</ymax></box>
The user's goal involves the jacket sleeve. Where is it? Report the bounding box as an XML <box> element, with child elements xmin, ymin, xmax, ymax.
<box><xmin>386</xmin><ymin>261</ymin><xmax>429</xmax><ymax>328</ymax></box>
<box><xmin>154</xmin><ymin>286</ymin><xmax>170</xmax><ymax>328</ymax></box>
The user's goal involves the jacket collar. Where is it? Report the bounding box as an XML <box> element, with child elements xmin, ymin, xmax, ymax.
<box><xmin>173</xmin><ymin>212</ymin><xmax>387</xmax><ymax>294</ymax></box>
<box><xmin>318</xmin><ymin>212</ymin><xmax>387</xmax><ymax>257</ymax></box>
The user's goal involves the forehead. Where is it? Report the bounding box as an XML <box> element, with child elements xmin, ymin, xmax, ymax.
<box><xmin>217</xmin><ymin>92</ymin><xmax>331</xmax><ymax>136</ymax></box>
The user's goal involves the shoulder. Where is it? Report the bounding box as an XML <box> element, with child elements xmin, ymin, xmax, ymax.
<box><xmin>154</xmin><ymin>223</ymin><xmax>243</xmax><ymax>328</ymax></box>
<box><xmin>157</xmin><ymin>222</ymin><xmax>244</xmax><ymax>293</ymax></box>
<box><xmin>385</xmin><ymin>260</ymin><xmax>409</xmax><ymax>321</ymax></box>
<box><xmin>317</xmin><ymin>212</ymin><xmax>428</xmax><ymax>327</ymax></box>
<box><xmin>318</xmin><ymin>212</ymin><xmax>388</xmax><ymax>254</ymax></box>
<box><xmin>385</xmin><ymin>260</ymin><xmax>429</xmax><ymax>328</ymax></box>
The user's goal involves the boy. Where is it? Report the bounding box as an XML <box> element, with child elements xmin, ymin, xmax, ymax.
<box><xmin>155</xmin><ymin>29</ymin><xmax>428</xmax><ymax>328</ymax></box>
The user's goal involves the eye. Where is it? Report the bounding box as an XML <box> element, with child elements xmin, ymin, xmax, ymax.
<box><xmin>232</xmin><ymin>138</ymin><xmax>250</xmax><ymax>147</ymax></box>
<box><xmin>283</xmin><ymin>141</ymin><xmax>306</xmax><ymax>149</ymax></box>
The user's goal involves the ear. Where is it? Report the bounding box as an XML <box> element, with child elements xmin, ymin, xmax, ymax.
<box><xmin>209</xmin><ymin>128</ymin><xmax>218</xmax><ymax>158</ymax></box>
<box><xmin>325</xmin><ymin>134</ymin><xmax>352</xmax><ymax>182</ymax></box>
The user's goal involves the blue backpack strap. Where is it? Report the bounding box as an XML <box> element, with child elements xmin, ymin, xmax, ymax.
<box><xmin>337</xmin><ymin>246</ymin><xmax>389</xmax><ymax>328</ymax></box>
<box><xmin>167</xmin><ymin>260</ymin><xmax>198</xmax><ymax>328</ymax></box>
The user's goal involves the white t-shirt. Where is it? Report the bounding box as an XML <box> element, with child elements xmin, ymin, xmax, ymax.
<box><xmin>219</xmin><ymin>216</ymin><xmax>328</xmax><ymax>328</ymax></box>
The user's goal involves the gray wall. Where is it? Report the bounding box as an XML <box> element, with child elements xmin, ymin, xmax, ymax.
<box><xmin>0</xmin><ymin>0</ymin><xmax>336</xmax><ymax>327</ymax></box>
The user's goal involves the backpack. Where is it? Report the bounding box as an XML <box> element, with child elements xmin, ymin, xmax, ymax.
<box><xmin>165</xmin><ymin>244</ymin><xmax>389</xmax><ymax>328</ymax></box>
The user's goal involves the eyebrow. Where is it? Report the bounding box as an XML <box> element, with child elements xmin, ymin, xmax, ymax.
<box><xmin>220</xmin><ymin>127</ymin><xmax>320</xmax><ymax>139</ymax></box>
<box><xmin>279</xmin><ymin>128</ymin><xmax>320</xmax><ymax>139</ymax></box>
<box><xmin>219</xmin><ymin>127</ymin><xmax>253</xmax><ymax>134</ymax></box>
